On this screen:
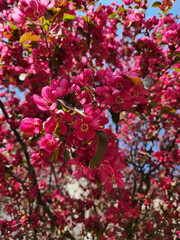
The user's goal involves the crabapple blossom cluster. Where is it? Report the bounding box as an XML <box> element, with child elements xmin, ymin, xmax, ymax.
<box><xmin>19</xmin><ymin>68</ymin><xmax>148</xmax><ymax>192</ymax></box>
<box><xmin>0</xmin><ymin>0</ymin><xmax>180</xmax><ymax>239</ymax></box>
<box><xmin>13</xmin><ymin>0</ymin><xmax>50</xmax><ymax>26</ymax></box>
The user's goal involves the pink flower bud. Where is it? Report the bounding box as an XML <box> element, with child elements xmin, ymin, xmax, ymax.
<box><xmin>20</xmin><ymin>117</ymin><xmax>42</xmax><ymax>135</ymax></box>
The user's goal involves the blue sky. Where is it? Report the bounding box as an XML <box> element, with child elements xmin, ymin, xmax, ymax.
<box><xmin>100</xmin><ymin>0</ymin><xmax>180</xmax><ymax>18</ymax></box>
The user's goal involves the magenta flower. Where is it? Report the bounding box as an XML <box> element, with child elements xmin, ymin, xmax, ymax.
<box><xmin>20</xmin><ymin>117</ymin><xmax>42</xmax><ymax>135</ymax></box>
<box><xmin>39</xmin><ymin>134</ymin><xmax>58</xmax><ymax>152</ymax></box>
<box><xmin>44</xmin><ymin>110</ymin><xmax>73</xmax><ymax>134</ymax></box>
<box><xmin>107</xmin><ymin>75</ymin><xmax>131</xmax><ymax>92</ymax></box>
<box><xmin>12</xmin><ymin>7</ymin><xmax>26</xmax><ymax>27</ymax></box>
<box><xmin>45</xmin><ymin>115</ymin><xmax>68</xmax><ymax>135</ymax></box>
<box><xmin>33</xmin><ymin>86</ymin><xmax>57</xmax><ymax>111</ymax></box>
<box><xmin>95</xmin><ymin>86</ymin><xmax>111</xmax><ymax>104</ymax></box>
<box><xmin>74</xmin><ymin>116</ymin><xmax>99</xmax><ymax>140</ymax></box>
<box><xmin>107</xmin><ymin>90</ymin><xmax>132</xmax><ymax>113</ymax></box>
<box><xmin>104</xmin><ymin>177</ymin><xmax>113</xmax><ymax>192</ymax></box>
<box><xmin>67</xmin><ymin>159</ymin><xmax>90</xmax><ymax>180</ymax></box>
<box><xmin>130</xmin><ymin>85</ymin><xmax>148</xmax><ymax>105</ymax></box>
<box><xmin>19</xmin><ymin>0</ymin><xmax>48</xmax><ymax>21</ymax></box>
<box><xmin>111</xmin><ymin>152</ymin><xmax>126</xmax><ymax>170</ymax></box>
<box><xmin>50</xmin><ymin>78</ymin><xmax>69</xmax><ymax>98</ymax></box>
<box><xmin>104</xmin><ymin>171</ymin><xmax>125</xmax><ymax>193</ymax></box>
<box><xmin>114</xmin><ymin>171</ymin><xmax>125</xmax><ymax>189</ymax></box>
<box><xmin>90</xmin><ymin>163</ymin><xmax>114</xmax><ymax>184</ymax></box>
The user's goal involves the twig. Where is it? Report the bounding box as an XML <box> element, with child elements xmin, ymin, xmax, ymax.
<box><xmin>0</xmin><ymin>100</ymin><xmax>55</xmax><ymax>221</ymax></box>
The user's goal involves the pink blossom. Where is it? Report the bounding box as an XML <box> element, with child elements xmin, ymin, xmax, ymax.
<box><xmin>67</xmin><ymin>158</ymin><xmax>90</xmax><ymax>180</ymax></box>
<box><xmin>114</xmin><ymin>171</ymin><xmax>125</xmax><ymax>189</ymax></box>
<box><xmin>74</xmin><ymin>116</ymin><xmax>99</xmax><ymax>140</ymax></box>
<box><xmin>33</xmin><ymin>86</ymin><xmax>57</xmax><ymax>111</ymax></box>
<box><xmin>12</xmin><ymin>7</ymin><xmax>26</xmax><ymax>27</ymax></box>
<box><xmin>107</xmin><ymin>74</ymin><xmax>131</xmax><ymax>92</ymax></box>
<box><xmin>44</xmin><ymin>110</ymin><xmax>73</xmax><ymax>134</ymax></box>
<box><xmin>124</xmin><ymin>0</ymin><xmax>133</xmax><ymax>5</ymax></box>
<box><xmin>107</xmin><ymin>90</ymin><xmax>132</xmax><ymax>113</ymax></box>
<box><xmin>91</xmin><ymin>163</ymin><xmax>114</xmax><ymax>183</ymax></box>
<box><xmin>111</xmin><ymin>152</ymin><xmax>126</xmax><ymax>170</ymax></box>
<box><xmin>39</xmin><ymin>179</ymin><xmax>47</xmax><ymax>190</ymax></box>
<box><xmin>130</xmin><ymin>85</ymin><xmax>148</xmax><ymax>105</ymax></box>
<box><xmin>50</xmin><ymin>78</ymin><xmax>69</xmax><ymax>98</ymax></box>
<box><xmin>104</xmin><ymin>171</ymin><xmax>125</xmax><ymax>192</ymax></box>
<box><xmin>20</xmin><ymin>117</ymin><xmax>42</xmax><ymax>135</ymax></box>
<box><xmin>39</xmin><ymin>133</ymin><xmax>58</xmax><ymax>152</ymax></box>
<box><xmin>19</xmin><ymin>0</ymin><xmax>48</xmax><ymax>21</ymax></box>
<box><xmin>95</xmin><ymin>86</ymin><xmax>111</xmax><ymax>104</ymax></box>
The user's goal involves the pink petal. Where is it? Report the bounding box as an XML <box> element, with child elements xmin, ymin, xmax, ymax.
<box><xmin>115</xmin><ymin>171</ymin><xmax>124</xmax><ymax>178</ymax></box>
<box><xmin>104</xmin><ymin>180</ymin><xmax>113</xmax><ymax>192</ymax></box>
<box><xmin>97</xmin><ymin>169</ymin><xmax>108</xmax><ymax>183</ymax></box>
<box><xmin>72</xmin><ymin>168</ymin><xmax>83</xmax><ymax>180</ymax></box>
<box><xmin>56</xmin><ymin>87</ymin><xmax>64</xmax><ymax>98</ymax></box>
<box><xmin>99</xmin><ymin>117</ymin><xmax>109</xmax><ymax>126</ymax></box>
<box><xmin>75</xmin><ymin>119</ymin><xmax>82</xmax><ymax>129</ymax></box>
<box><xmin>75</xmin><ymin>130</ymin><xmax>85</xmax><ymax>140</ymax></box>
<box><xmin>103</xmin><ymin>164</ymin><xmax>114</xmax><ymax>176</ymax></box>
<box><xmin>41</xmin><ymin>86</ymin><xmax>52</xmax><ymax>100</ymax></box>
<box><xmin>44</xmin><ymin>116</ymin><xmax>56</xmax><ymax>133</ymax></box>
<box><xmin>61</xmin><ymin>112</ymin><xmax>73</xmax><ymax>122</ymax></box>
<box><xmin>82</xmin><ymin>165</ymin><xmax>90</xmax><ymax>180</ymax></box>
<box><xmin>60</xmin><ymin>78</ymin><xmax>69</xmax><ymax>90</ymax></box>
<box><xmin>115</xmin><ymin>177</ymin><xmax>125</xmax><ymax>189</ymax></box>
<box><xmin>86</xmin><ymin>129</ymin><xmax>95</xmax><ymax>140</ymax></box>
<box><xmin>33</xmin><ymin>94</ymin><xmax>48</xmax><ymax>111</ymax></box>
<box><xmin>59</xmin><ymin>121</ymin><xmax>67</xmax><ymax>135</ymax></box>
<box><xmin>89</xmin><ymin>118</ymin><xmax>99</xmax><ymax>129</ymax></box>
<box><xmin>51</xmin><ymin>91</ymin><xmax>58</xmax><ymax>102</ymax></box>
<box><xmin>67</xmin><ymin>158</ymin><xmax>80</xmax><ymax>166</ymax></box>
<box><xmin>49</xmin><ymin>102</ymin><xmax>57</xmax><ymax>111</ymax></box>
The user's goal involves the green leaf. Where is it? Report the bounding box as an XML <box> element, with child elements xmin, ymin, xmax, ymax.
<box><xmin>63</xmin><ymin>14</ymin><xmax>76</xmax><ymax>21</ymax></box>
<box><xmin>109</xmin><ymin>12</ymin><xmax>116</xmax><ymax>19</ymax></box>
<box><xmin>77</xmin><ymin>27</ymin><xmax>88</xmax><ymax>38</ymax></box>
<box><xmin>161</xmin><ymin>105</ymin><xmax>176</xmax><ymax>114</ymax></box>
<box><xmin>150</xmin><ymin>101</ymin><xmax>158</xmax><ymax>108</ymax></box>
<box><xmin>82</xmin><ymin>16</ymin><xmax>91</xmax><ymax>23</ymax></box>
<box><xmin>93</xmin><ymin>222</ymin><xmax>104</xmax><ymax>238</ymax></box>
<box><xmin>109</xmin><ymin>107</ymin><xmax>120</xmax><ymax>124</ymax></box>
<box><xmin>63</xmin><ymin>148</ymin><xmax>70</xmax><ymax>162</ymax></box>
<box><xmin>80</xmin><ymin>86</ymin><xmax>87</xmax><ymax>91</ymax></box>
<box><xmin>57</xmin><ymin>99</ymin><xmax>85</xmax><ymax>116</ymax></box>
<box><xmin>26</xmin><ymin>23</ymin><xmax>37</xmax><ymax>31</ymax></box>
<box><xmin>151</xmin><ymin>1</ymin><xmax>161</xmax><ymax>7</ymax></box>
<box><xmin>44</xmin><ymin>8</ymin><xmax>57</xmax><ymax>20</ymax></box>
<box><xmin>51</xmin><ymin>224</ymin><xmax>55</xmax><ymax>233</ymax></box>
<box><xmin>173</xmin><ymin>56</ymin><xmax>180</xmax><ymax>64</ymax></box>
<box><xmin>72</xmin><ymin>152</ymin><xmax>77</xmax><ymax>159</ymax></box>
<box><xmin>64</xmin><ymin>92</ymin><xmax>76</xmax><ymax>103</ymax></box>
<box><xmin>135</xmin><ymin>5</ymin><xmax>140</xmax><ymax>9</ymax></box>
<box><xmin>7</xmin><ymin>21</ymin><xmax>18</xmax><ymax>30</ymax></box>
<box><xmin>52</xmin><ymin>148</ymin><xmax>59</xmax><ymax>162</ymax></box>
<box><xmin>173</xmin><ymin>67</ymin><xmax>180</xmax><ymax>72</ymax></box>
<box><xmin>90</xmin><ymin>131</ymin><xmax>108</xmax><ymax>170</ymax></box>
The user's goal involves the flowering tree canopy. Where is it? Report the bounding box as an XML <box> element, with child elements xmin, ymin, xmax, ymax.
<box><xmin>0</xmin><ymin>0</ymin><xmax>180</xmax><ymax>239</ymax></box>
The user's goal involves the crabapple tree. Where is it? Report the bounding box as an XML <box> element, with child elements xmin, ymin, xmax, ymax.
<box><xmin>0</xmin><ymin>0</ymin><xmax>180</xmax><ymax>239</ymax></box>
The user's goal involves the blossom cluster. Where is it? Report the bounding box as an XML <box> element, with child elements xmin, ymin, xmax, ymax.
<box><xmin>0</xmin><ymin>0</ymin><xmax>179</xmax><ymax>239</ymax></box>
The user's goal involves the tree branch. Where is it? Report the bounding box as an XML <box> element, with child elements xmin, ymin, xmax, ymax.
<box><xmin>0</xmin><ymin>100</ymin><xmax>55</xmax><ymax>221</ymax></box>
